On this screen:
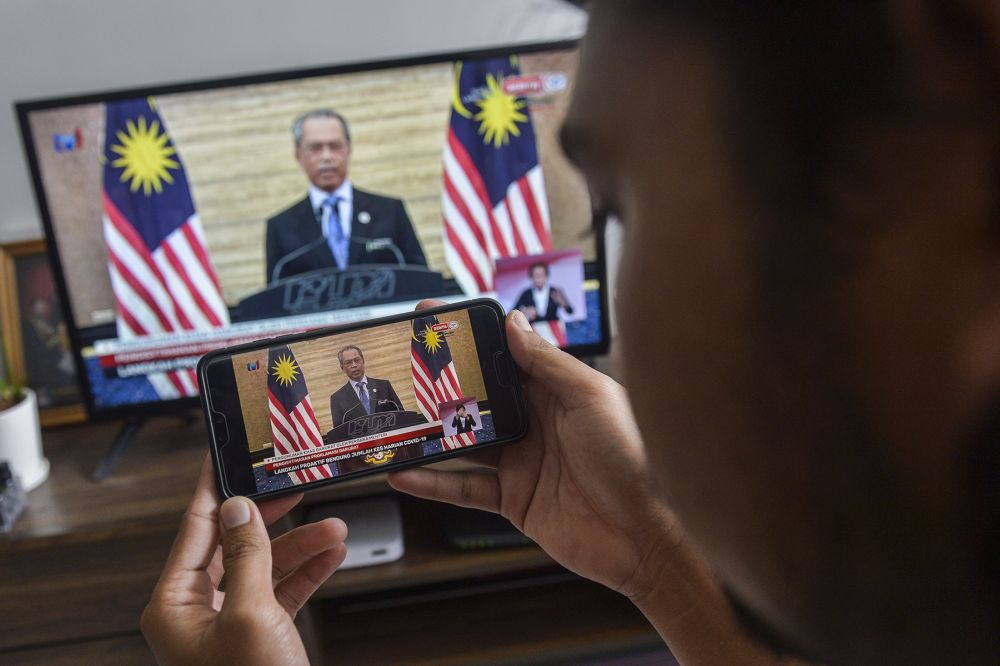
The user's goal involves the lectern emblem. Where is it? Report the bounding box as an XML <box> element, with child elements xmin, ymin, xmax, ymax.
<box><xmin>364</xmin><ymin>450</ymin><xmax>396</xmax><ymax>465</ymax></box>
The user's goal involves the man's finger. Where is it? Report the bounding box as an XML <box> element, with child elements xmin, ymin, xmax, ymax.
<box><xmin>464</xmin><ymin>449</ymin><xmax>502</xmax><ymax>469</ymax></box>
<box><xmin>387</xmin><ymin>468</ymin><xmax>501</xmax><ymax>513</ymax></box>
<box><xmin>506</xmin><ymin>310</ymin><xmax>603</xmax><ymax>395</ymax></box>
<box><xmin>218</xmin><ymin>497</ymin><xmax>275</xmax><ymax>611</ymax></box>
<box><xmin>160</xmin><ymin>456</ymin><xmax>222</xmax><ymax>582</ymax></box>
<box><xmin>273</xmin><ymin>545</ymin><xmax>347</xmax><ymax>618</ymax></box>
<box><xmin>270</xmin><ymin>518</ymin><xmax>348</xmax><ymax>582</ymax></box>
<box><xmin>415</xmin><ymin>298</ymin><xmax>447</xmax><ymax>311</ymax></box>
<box><xmin>206</xmin><ymin>492</ymin><xmax>304</xmax><ymax>588</ymax></box>
<box><xmin>258</xmin><ymin>493</ymin><xmax>304</xmax><ymax>527</ymax></box>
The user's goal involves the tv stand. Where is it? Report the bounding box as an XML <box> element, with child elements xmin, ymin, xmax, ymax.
<box><xmin>3</xmin><ymin>415</ymin><xmax>667</xmax><ymax>663</ymax></box>
<box><xmin>92</xmin><ymin>413</ymin><xmax>197</xmax><ymax>481</ymax></box>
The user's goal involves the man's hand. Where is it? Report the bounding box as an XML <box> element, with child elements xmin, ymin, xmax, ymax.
<box><xmin>389</xmin><ymin>302</ymin><xmax>676</xmax><ymax>599</ymax></box>
<box><xmin>520</xmin><ymin>305</ymin><xmax>537</xmax><ymax>321</ymax></box>
<box><xmin>389</xmin><ymin>302</ymin><xmax>800</xmax><ymax>665</ymax></box>
<box><xmin>141</xmin><ymin>457</ymin><xmax>348</xmax><ymax>665</ymax></box>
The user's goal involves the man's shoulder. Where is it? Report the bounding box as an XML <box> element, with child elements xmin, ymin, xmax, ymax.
<box><xmin>366</xmin><ymin>377</ymin><xmax>396</xmax><ymax>392</ymax></box>
<box><xmin>267</xmin><ymin>195</ymin><xmax>312</xmax><ymax>224</ymax></box>
<box><xmin>352</xmin><ymin>187</ymin><xmax>404</xmax><ymax>209</ymax></box>
<box><xmin>331</xmin><ymin>381</ymin><xmax>355</xmax><ymax>399</ymax></box>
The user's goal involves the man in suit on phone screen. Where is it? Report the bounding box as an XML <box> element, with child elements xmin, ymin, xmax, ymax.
<box><xmin>329</xmin><ymin>345</ymin><xmax>403</xmax><ymax>426</ymax></box>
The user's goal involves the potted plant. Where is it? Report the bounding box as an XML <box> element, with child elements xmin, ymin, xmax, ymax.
<box><xmin>0</xmin><ymin>341</ymin><xmax>49</xmax><ymax>491</ymax></box>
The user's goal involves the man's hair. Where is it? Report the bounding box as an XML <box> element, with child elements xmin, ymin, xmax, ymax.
<box><xmin>337</xmin><ymin>345</ymin><xmax>364</xmax><ymax>364</ymax></box>
<box><xmin>292</xmin><ymin>109</ymin><xmax>352</xmax><ymax>147</ymax></box>
<box><xmin>596</xmin><ymin>1</ymin><xmax>995</xmax><ymax>228</ymax></box>
<box><xmin>457</xmin><ymin>404</ymin><xmax>467</xmax><ymax>413</ymax></box>
<box><xmin>528</xmin><ymin>261</ymin><xmax>549</xmax><ymax>276</ymax></box>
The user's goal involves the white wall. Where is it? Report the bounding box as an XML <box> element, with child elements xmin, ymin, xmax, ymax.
<box><xmin>0</xmin><ymin>0</ymin><xmax>586</xmax><ymax>242</ymax></box>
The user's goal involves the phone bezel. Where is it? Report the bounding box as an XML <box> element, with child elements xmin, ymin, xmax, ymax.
<box><xmin>197</xmin><ymin>298</ymin><xmax>526</xmax><ymax>500</ymax></box>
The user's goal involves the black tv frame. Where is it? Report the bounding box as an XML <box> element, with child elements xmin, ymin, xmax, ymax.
<box><xmin>15</xmin><ymin>38</ymin><xmax>608</xmax><ymax>423</ymax></box>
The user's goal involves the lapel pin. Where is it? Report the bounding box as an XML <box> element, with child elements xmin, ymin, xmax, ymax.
<box><xmin>358</xmin><ymin>211</ymin><xmax>371</xmax><ymax>224</ymax></box>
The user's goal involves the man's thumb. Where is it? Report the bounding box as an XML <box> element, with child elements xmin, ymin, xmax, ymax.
<box><xmin>219</xmin><ymin>497</ymin><xmax>273</xmax><ymax>609</ymax></box>
<box><xmin>505</xmin><ymin>309</ymin><xmax>598</xmax><ymax>394</ymax></box>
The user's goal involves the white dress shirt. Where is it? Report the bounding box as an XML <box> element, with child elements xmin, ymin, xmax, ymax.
<box><xmin>531</xmin><ymin>284</ymin><xmax>551</xmax><ymax>317</ymax></box>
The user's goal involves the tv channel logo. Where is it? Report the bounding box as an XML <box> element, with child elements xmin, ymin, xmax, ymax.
<box><xmin>52</xmin><ymin>128</ymin><xmax>83</xmax><ymax>153</ymax></box>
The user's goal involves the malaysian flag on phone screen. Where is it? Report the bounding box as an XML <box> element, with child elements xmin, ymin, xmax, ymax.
<box><xmin>267</xmin><ymin>345</ymin><xmax>332</xmax><ymax>484</ymax></box>
<box><xmin>411</xmin><ymin>315</ymin><xmax>476</xmax><ymax>449</ymax></box>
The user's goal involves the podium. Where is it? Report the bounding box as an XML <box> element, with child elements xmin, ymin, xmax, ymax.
<box><xmin>324</xmin><ymin>410</ymin><xmax>430</xmax><ymax>474</ymax></box>
<box><xmin>234</xmin><ymin>265</ymin><xmax>460</xmax><ymax>321</ymax></box>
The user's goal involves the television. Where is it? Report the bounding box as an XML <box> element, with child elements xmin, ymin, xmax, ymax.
<box><xmin>16</xmin><ymin>40</ymin><xmax>608</xmax><ymax>422</ymax></box>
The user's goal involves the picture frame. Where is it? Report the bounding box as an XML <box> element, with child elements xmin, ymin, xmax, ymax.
<box><xmin>0</xmin><ymin>238</ymin><xmax>86</xmax><ymax>427</ymax></box>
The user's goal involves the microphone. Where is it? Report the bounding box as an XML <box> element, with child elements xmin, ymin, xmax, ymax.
<box><xmin>342</xmin><ymin>403</ymin><xmax>364</xmax><ymax>421</ymax></box>
<box><xmin>350</xmin><ymin>235</ymin><xmax>405</xmax><ymax>266</ymax></box>
<box><xmin>270</xmin><ymin>235</ymin><xmax>328</xmax><ymax>285</ymax></box>
<box><xmin>271</xmin><ymin>232</ymin><xmax>406</xmax><ymax>285</ymax></box>
<box><xmin>376</xmin><ymin>398</ymin><xmax>401</xmax><ymax>411</ymax></box>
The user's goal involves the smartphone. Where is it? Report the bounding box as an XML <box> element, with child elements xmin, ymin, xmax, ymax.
<box><xmin>198</xmin><ymin>299</ymin><xmax>527</xmax><ymax>499</ymax></box>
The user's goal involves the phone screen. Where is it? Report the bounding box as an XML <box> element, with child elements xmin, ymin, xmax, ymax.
<box><xmin>200</xmin><ymin>300</ymin><xmax>525</xmax><ymax>498</ymax></box>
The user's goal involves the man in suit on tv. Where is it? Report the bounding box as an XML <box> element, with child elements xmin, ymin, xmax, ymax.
<box><xmin>265</xmin><ymin>109</ymin><xmax>427</xmax><ymax>283</ymax></box>
<box><xmin>513</xmin><ymin>261</ymin><xmax>575</xmax><ymax>323</ymax></box>
<box><xmin>329</xmin><ymin>345</ymin><xmax>404</xmax><ymax>426</ymax></box>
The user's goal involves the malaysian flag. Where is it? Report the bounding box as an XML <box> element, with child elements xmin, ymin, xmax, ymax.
<box><xmin>267</xmin><ymin>345</ymin><xmax>332</xmax><ymax>485</ymax></box>
<box><xmin>101</xmin><ymin>98</ymin><xmax>228</xmax><ymax>398</ymax></box>
<box><xmin>534</xmin><ymin>319</ymin><xmax>568</xmax><ymax>347</ymax></box>
<box><xmin>442</xmin><ymin>57</ymin><xmax>552</xmax><ymax>294</ymax></box>
<box><xmin>411</xmin><ymin>315</ymin><xmax>476</xmax><ymax>449</ymax></box>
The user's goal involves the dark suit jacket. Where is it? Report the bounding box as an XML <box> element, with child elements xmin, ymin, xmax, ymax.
<box><xmin>452</xmin><ymin>414</ymin><xmax>477</xmax><ymax>434</ymax></box>
<box><xmin>266</xmin><ymin>187</ymin><xmax>427</xmax><ymax>283</ymax></box>
<box><xmin>514</xmin><ymin>286</ymin><xmax>575</xmax><ymax>323</ymax></box>
<box><xmin>329</xmin><ymin>377</ymin><xmax>403</xmax><ymax>427</ymax></box>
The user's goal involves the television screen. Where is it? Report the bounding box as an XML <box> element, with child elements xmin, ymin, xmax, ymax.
<box><xmin>16</xmin><ymin>41</ymin><xmax>607</xmax><ymax>418</ymax></box>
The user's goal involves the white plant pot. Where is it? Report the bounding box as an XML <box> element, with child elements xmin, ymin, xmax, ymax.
<box><xmin>0</xmin><ymin>388</ymin><xmax>50</xmax><ymax>491</ymax></box>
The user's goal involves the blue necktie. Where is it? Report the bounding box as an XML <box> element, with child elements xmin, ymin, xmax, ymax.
<box><xmin>357</xmin><ymin>381</ymin><xmax>371</xmax><ymax>414</ymax></box>
<box><xmin>324</xmin><ymin>195</ymin><xmax>348</xmax><ymax>269</ymax></box>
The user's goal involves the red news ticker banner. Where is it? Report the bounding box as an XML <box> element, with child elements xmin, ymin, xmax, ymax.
<box><xmin>265</xmin><ymin>422</ymin><xmax>444</xmax><ymax>475</ymax></box>
<box><xmin>97</xmin><ymin>330</ymin><xmax>310</xmax><ymax>372</ymax></box>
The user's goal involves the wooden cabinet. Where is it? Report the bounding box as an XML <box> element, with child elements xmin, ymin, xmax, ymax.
<box><xmin>0</xmin><ymin>417</ymin><xmax>668</xmax><ymax>664</ymax></box>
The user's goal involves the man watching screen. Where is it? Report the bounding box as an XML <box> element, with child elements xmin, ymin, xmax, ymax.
<box><xmin>329</xmin><ymin>345</ymin><xmax>403</xmax><ymax>426</ymax></box>
<box><xmin>265</xmin><ymin>109</ymin><xmax>427</xmax><ymax>283</ymax></box>
<box><xmin>142</xmin><ymin>2</ymin><xmax>1000</xmax><ymax>665</ymax></box>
